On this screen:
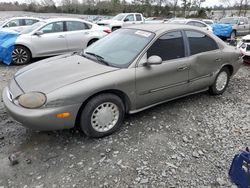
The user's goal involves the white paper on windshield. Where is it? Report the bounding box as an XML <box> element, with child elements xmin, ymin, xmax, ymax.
<box><xmin>135</xmin><ymin>30</ymin><xmax>152</xmax><ymax>37</ymax></box>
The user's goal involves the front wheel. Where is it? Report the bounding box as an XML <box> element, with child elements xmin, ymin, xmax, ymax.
<box><xmin>12</xmin><ymin>46</ymin><xmax>31</xmax><ymax>65</ymax></box>
<box><xmin>80</xmin><ymin>94</ymin><xmax>125</xmax><ymax>138</ymax></box>
<box><xmin>209</xmin><ymin>67</ymin><xmax>230</xmax><ymax>95</ymax></box>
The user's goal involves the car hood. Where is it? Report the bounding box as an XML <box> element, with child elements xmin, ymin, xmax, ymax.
<box><xmin>14</xmin><ymin>54</ymin><xmax>119</xmax><ymax>94</ymax></box>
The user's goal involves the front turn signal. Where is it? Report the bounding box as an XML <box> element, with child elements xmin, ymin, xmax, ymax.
<box><xmin>56</xmin><ymin>112</ymin><xmax>71</xmax><ymax>118</ymax></box>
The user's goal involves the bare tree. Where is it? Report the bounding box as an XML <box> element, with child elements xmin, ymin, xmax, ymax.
<box><xmin>169</xmin><ymin>0</ymin><xmax>178</xmax><ymax>17</ymax></box>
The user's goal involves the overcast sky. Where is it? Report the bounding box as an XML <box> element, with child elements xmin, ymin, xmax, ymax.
<box><xmin>0</xmin><ymin>0</ymin><xmax>223</xmax><ymax>8</ymax></box>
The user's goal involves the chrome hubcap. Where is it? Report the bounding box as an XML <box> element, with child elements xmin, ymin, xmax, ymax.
<box><xmin>216</xmin><ymin>71</ymin><xmax>228</xmax><ymax>91</ymax></box>
<box><xmin>12</xmin><ymin>48</ymin><xmax>28</xmax><ymax>64</ymax></box>
<box><xmin>91</xmin><ymin>102</ymin><xmax>119</xmax><ymax>132</ymax></box>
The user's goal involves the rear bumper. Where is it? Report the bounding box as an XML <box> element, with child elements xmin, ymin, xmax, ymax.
<box><xmin>2</xmin><ymin>87</ymin><xmax>81</xmax><ymax>131</ymax></box>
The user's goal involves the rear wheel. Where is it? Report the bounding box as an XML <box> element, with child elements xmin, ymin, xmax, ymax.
<box><xmin>111</xmin><ymin>27</ymin><xmax>120</xmax><ymax>32</ymax></box>
<box><xmin>12</xmin><ymin>46</ymin><xmax>31</xmax><ymax>65</ymax></box>
<box><xmin>80</xmin><ymin>94</ymin><xmax>125</xmax><ymax>138</ymax></box>
<box><xmin>209</xmin><ymin>67</ymin><xmax>230</xmax><ymax>95</ymax></box>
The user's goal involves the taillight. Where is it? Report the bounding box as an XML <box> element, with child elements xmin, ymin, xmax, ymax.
<box><xmin>103</xmin><ymin>29</ymin><xmax>111</xmax><ymax>34</ymax></box>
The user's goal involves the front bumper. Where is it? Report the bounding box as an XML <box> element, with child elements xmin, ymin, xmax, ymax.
<box><xmin>2</xmin><ymin>87</ymin><xmax>81</xmax><ymax>131</ymax></box>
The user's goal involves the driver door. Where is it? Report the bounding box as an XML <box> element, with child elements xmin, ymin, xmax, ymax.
<box><xmin>135</xmin><ymin>31</ymin><xmax>190</xmax><ymax>109</ymax></box>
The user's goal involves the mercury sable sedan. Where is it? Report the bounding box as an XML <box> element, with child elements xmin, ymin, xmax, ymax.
<box><xmin>3</xmin><ymin>24</ymin><xmax>242</xmax><ymax>138</ymax></box>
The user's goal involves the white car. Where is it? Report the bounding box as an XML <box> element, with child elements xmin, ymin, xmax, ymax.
<box><xmin>97</xmin><ymin>13</ymin><xmax>144</xmax><ymax>31</ymax></box>
<box><xmin>168</xmin><ymin>19</ymin><xmax>213</xmax><ymax>32</ymax></box>
<box><xmin>12</xmin><ymin>18</ymin><xmax>111</xmax><ymax>65</ymax></box>
<box><xmin>237</xmin><ymin>34</ymin><xmax>250</xmax><ymax>63</ymax></box>
<box><xmin>0</xmin><ymin>17</ymin><xmax>41</xmax><ymax>32</ymax></box>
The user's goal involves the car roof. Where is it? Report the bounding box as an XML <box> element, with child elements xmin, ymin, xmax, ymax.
<box><xmin>125</xmin><ymin>23</ymin><xmax>207</xmax><ymax>35</ymax></box>
<box><xmin>44</xmin><ymin>17</ymin><xmax>90</xmax><ymax>23</ymax></box>
<box><xmin>8</xmin><ymin>17</ymin><xmax>41</xmax><ymax>20</ymax></box>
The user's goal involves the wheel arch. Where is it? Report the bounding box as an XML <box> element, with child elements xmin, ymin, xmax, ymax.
<box><xmin>221</xmin><ymin>64</ymin><xmax>234</xmax><ymax>76</ymax></box>
<box><xmin>14</xmin><ymin>44</ymin><xmax>32</xmax><ymax>58</ymax></box>
<box><xmin>75</xmin><ymin>89</ymin><xmax>131</xmax><ymax>127</ymax></box>
<box><xmin>87</xmin><ymin>38</ymin><xmax>99</xmax><ymax>47</ymax></box>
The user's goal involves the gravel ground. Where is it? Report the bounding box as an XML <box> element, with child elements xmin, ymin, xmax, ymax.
<box><xmin>0</xmin><ymin>61</ymin><xmax>249</xmax><ymax>187</ymax></box>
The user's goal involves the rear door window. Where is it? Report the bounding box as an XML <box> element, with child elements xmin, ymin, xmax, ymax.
<box><xmin>136</xmin><ymin>14</ymin><xmax>142</xmax><ymax>21</ymax></box>
<box><xmin>244</xmin><ymin>18</ymin><xmax>248</xmax><ymax>24</ymax></box>
<box><xmin>147</xmin><ymin>31</ymin><xmax>185</xmax><ymax>61</ymax></box>
<box><xmin>25</xmin><ymin>19</ymin><xmax>39</xmax><ymax>26</ymax></box>
<box><xmin>66</xmin><ymin>21</ymin><xmax>90</xmax><ymax>31</ymax></box>
<box><xmin>185</xmin><ymin>30</ymin><xmax>218</xmax><ymax>55</ymax></box>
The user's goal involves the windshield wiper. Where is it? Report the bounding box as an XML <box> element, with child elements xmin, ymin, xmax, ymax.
<box><xmin>85</xmin><ymin>52</ymin><xmax>110</xmax><ymax>66</ymax></box>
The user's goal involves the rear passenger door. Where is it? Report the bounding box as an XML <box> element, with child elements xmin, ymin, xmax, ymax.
<box><xmin>185</xmin><ymin>30</ymin><xmax>222</xmax><ymax>92</ymax></box>
<box><xmin>243</xmin><ymin>18</ymin><xmax>250</xmax><ymax>35</ymax></box>
<box><xmin>237</xmin><ymin>17</ymin><xmax>246</xmax><ymax>35</ymax></box>
<box><xmin>65</xmin><ymin>21</ymin><xmax>92</xmax><ymax>51</ymax></box>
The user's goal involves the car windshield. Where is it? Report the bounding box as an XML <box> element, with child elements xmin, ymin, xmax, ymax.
<box><xmin>112</xmin><ymin>14</ymin><xmax>126</xmax><ymax>21</ymax></box>
<box><xmin>220</xmin><ymin>18</ymin><xmax>238</xmax><ymax>24</ymax></box>
<box><xmin>84</xmin><ymin>29</ymin><xmax>155</xmax><ymax>68</ymax></box>
<box><xmin>20</xmin><ymin>21</ymin><xmax>46</xmax><ymax>34</ymax></box>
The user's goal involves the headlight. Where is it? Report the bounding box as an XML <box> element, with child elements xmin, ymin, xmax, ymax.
<box><xmin>18</xmin><ymin>92</ymin><xmax>46</xmax><ymax>109</ymax></box>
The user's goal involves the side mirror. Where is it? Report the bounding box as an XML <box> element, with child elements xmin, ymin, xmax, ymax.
<box><xmin>124</xmin><ymin>18</ymin><xmax>129</xmax><ymax>22</ymax></box>
<box><xmin>143</xmin><ymin>55</ymin><xmax>162</xmax><ymax>66</ymax></box>
<box><xmin>238</xmin><ymin>21</ymin><xmax>244</xmax><ymax>25</ymax></box>
<box><xmin>34</xmin><ymin>31</ymin><xmax>43</xmax><ymax>36</ymax></box>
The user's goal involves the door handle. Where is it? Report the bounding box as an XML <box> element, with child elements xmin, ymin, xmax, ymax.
<box><xmin>58</xmin><ymin>35</ymin><xmax>65</xmax><ymax>38</ymax></box>
<box><xmin>177</xmin><ymin>65</ymin><xmax>188</xmax><ymax>71</ymax></box>
<box><xmin>215</xmin><ymin>58</ymin><xmax>222</xmax><ymax>62</ymax></box>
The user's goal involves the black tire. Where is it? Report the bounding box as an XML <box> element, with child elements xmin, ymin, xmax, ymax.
<box><xmin>12</xmin><ymin>45</ymin><xmax>31</xmax><ymax>65</ymax></box>
<box><xmin>80</xmin><ymin>93</ymin><xmax>125</xmax><ymax>138</ymax></box>
<box><xmin>111</xmin><ymin>27</ymin><xmax>120</xmax><ymax>32</ymax></box>
<box><xmin>87</xmin><ymin>39</ymin><xmax>98</xmax><ymax>47</ymax></box>
<box><xmin>209</xmin><ymin>67</ymin><xmax>230</xmax><ymax>95</ymax></box>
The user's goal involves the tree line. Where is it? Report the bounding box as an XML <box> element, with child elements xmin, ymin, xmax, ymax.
<box><xmin>0</xmin><ymin>0</ymin><xmax>249</xmax><ymax>18</ymax></box>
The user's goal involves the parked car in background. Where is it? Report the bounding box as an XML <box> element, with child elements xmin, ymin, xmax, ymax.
<box><xmin>213</xmin><ymin>17</ymin><xmax>250</xmax><ymax>39</ymax></box>
<box><xmin>11</xmin><ymin>18</ymin><xmax>111</xmax><ymax>65</ymax></box>
<box><xmin>0</xmin><ymin>17</ymin><xmax>41</xmax><ymax>32</ymax></box>
<box><xmin>97</xmin><ymin>13</ymin><xmax>145</xmax><ymax>31</ymax></box>
<box><xmin>237</xmin><ymin>34</ymin><xmax>250</xmax><ymax>63</ymax></box>
<box><xmin>167</xmin><ymin>19</ymin><xmax>213</xmax><ymax>32</ymax></box>
<box><xmin>3</xmin><ymin>24</ymin><xmax>242</xmax><ymax>138</ymax></box>
<box><xmin>145</xmin><ymin>17</ymin><xmax>167</xmax><ymax>24</ymax></box>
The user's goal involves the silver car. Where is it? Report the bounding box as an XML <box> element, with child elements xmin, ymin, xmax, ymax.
<box><xmin>0</xmin><ymin>17</ymin><xmax>41</xmax><ymax>32</ymax></box>
<box><xmin>3</xmin><ymin>24</ymin><xmax>242</xmax><ymax>138</ymax></box>
<box><xmin>12</xmin><ymin>18</ymin><xmax>111</xmax><ymax>65</ymax></box>
<box><xmin>168</xmin><ymin>19</ymin><xmax>213</xmax><ymax>32</ymax></box>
